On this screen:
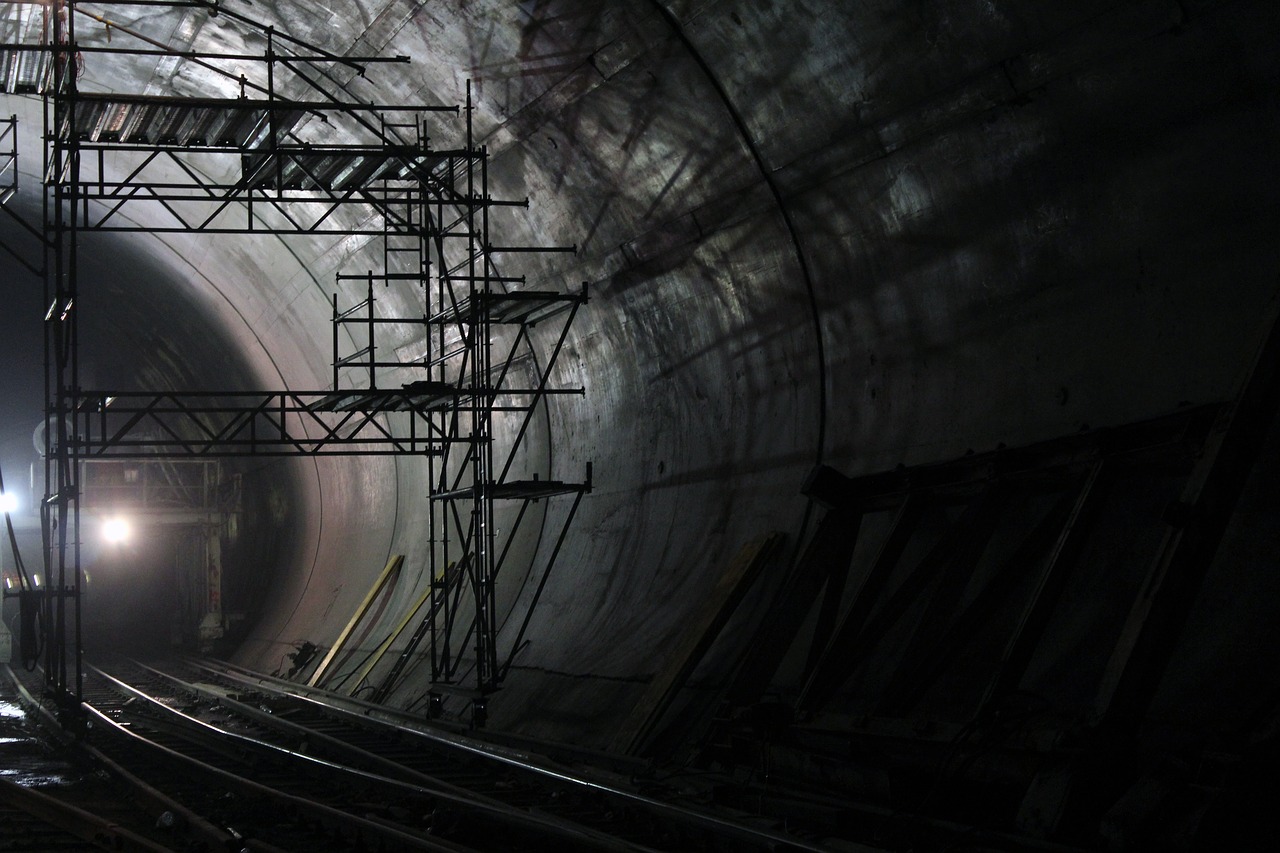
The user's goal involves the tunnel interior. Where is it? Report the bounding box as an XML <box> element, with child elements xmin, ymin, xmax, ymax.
<box><xmin>2</xmin><ymin>1</ymin><xmax>1280</xmax><ymax>849</ymax></box>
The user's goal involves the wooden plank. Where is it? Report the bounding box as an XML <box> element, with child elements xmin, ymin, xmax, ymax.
<box><xmin>982</xmin><ymin>461</ymin><xmax>1109</xmax><ymax>708</ymax></box>
<box><xmin>797</xmin><ymin>496</ymin><xmax>922</xmax><ymax>711</ymax></box>
<box><xmin>878</xmin><ymin>484</ymin><xmax>1082</xmax><ymax>715</ymax></box>
<box><xmin>612</xmin><ymin>533</ymin><xmax>784</xmax><ymax>755</ymax></box>
<box><xmin>803</xmin><ymin>542</ymin><xmax>853</xmax><ymax>678</ymax></box>
<box><xmin>874</xmin><ymin>487</ymin><xmax>1009</xmax><ymax>715</ymax></box>
<box><xmin>1095</xmin><ymin>301</ymin><xmax>1280</xmax><ymax>737</ymax></box>
<box><xmin>342</xmin><ymin>586</ymin><xmax>433</xmax><ymax>697</ymax></box>
<box><xmin>797</xmin><ymin>494</ymin><xmax>994</xmax><ymax>712</ymax></box>
<box><xmin>724</xmin><ymin>510</ymin><xmax>862</xmax><ymax>706</ymax></box>
<box><xmin>308</xmin><ymin>554</ymin><xmax>404</xmax><ymax>688</ymax></box>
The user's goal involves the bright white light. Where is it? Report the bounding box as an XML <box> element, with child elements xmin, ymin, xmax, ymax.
<box><xmin>0</xmin><ymin>493</ymin><xmax>16</xmax><ymax>514</ymax></box>
<box><xmin>102</xmin><ymin>516</ymin><xmax>131</xmax><ymax>544</ymax></box>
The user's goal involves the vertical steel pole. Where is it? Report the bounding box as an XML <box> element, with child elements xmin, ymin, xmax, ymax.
<box><xmin>366</xmin><ymin>272</ymin><xmax>375</xmax><ymax>389</ymax></box>
<box><xmin>331</xmin><ymin>291</ymin><xmax>339</xmax><ymax>390</ymax></box>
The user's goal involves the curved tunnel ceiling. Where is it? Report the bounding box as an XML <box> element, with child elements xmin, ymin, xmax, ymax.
<box><xmin>2</xmin><ymin>0</ymin><xmax>1279</xmax><ymax>757</ymax></box>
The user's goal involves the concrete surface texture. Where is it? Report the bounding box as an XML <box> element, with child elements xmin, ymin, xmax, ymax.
<box><xmin>3</xmin><ymin>0</ymin><xmax>1279</xmax><ymax>756</ymax></box>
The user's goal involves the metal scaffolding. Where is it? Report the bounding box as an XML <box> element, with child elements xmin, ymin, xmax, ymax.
<box><xmin>1</xmin><ymin>0</ymin><xmax>588</xmax><ymax>725</ymax></box>
<box><xmin>0</xmin><ymin>112</ymin><xmax>15</xmax><ymax>203</ymax></box>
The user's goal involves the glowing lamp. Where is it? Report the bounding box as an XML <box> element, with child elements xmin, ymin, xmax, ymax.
<box><xmin>102</xmin><ymin>517</ymin><xmax>131</xmax><ymax>544</ymax></box>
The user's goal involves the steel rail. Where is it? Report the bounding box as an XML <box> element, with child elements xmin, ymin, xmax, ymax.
<box><xmin>87</xmin><ymin>662</ymin><xmax>657</xmax><ymax>852</ymax></box>
<box><xmin>131</xmin><ymin>658</ymin><xmax>665</xmax><ymax>853</ymax></box>
<box><xmin>2</xmin><ymin>663</ymin><xmax>272</xmax><ymax>853</ymax></box>
<box><xmin>0</xmin><ymin>775</ymin><xmax>178</xmax><ymax>853</ymax></box>
<box><xmin>80</xmin><ymin>670</ymin><xmax>479</xmax><ymax>853</ymax></box>
<box><xmin>182</xmin><ymin>656</ymin><xmax>843</xmax><ymax>852</ymax></box>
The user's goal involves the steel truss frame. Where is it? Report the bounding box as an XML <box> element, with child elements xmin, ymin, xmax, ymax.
<box><xmin>0</xmin><ymin>112</ymin><xmax>14</xmax><ymax>202</ymax></box>
<box><xmin>80</xmin><ymin>457</ymin><xmax>232</xmax><ymax>516</ymax></box>
<box><xmin>329</xmin><ymin>83</ymin><xmax>591</xmax><ymax>720</ymax></box>
<box><xmin>1</xmin><ymin>0</ymin><xmax>589</xmax><ymax>723</ymax></box>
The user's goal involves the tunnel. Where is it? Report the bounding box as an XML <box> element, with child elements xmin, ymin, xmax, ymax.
<box><xmin>2</xmin><ymin>1</ymin><xmax>1279</xmax><ymax>849</ymax></box>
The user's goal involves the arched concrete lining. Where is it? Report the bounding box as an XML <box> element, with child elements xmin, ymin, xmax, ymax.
<box><xmin>3</xmin><ymin>0</ymin><xmax>1278</xmax><ymax>748</ymax></box>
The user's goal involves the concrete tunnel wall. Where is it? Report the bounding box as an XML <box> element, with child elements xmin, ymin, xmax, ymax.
<box><xmin>3</xmin><ymin>0</ymin><xmax>1279</xmax><ymax>750</ymax></box>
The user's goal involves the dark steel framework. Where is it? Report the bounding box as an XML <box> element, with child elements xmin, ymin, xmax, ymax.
<box><xmin>0</xmin><ymin>112</ymin><xmax>14</xmax><ymax>202</ymax></box>
<box><xmin>681</xmin><ymin>300</ymin><xmax>1280</xmax><ymax>846</ymax></box>
<box><xmin>0</xmin><ymin>0</ymin><xmax>588</xmax><ymax>724</ymax></box>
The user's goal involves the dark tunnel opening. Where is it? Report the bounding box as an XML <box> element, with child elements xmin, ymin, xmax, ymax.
<box><xmin>1</xmin><ymin>199</ymin><xmax>303</xmax><ymax>657</ymax></box>
<box><xmin>0</xmin><ymin>1</ymin><xmax>1279</xmax><ymax>848</ymax></box>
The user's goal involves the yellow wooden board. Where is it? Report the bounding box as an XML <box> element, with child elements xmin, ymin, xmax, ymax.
<box><xmin>610</xmin><ymin>532</ymin><xmax>784</xmax><ymax>755</ymax></box>
<box><xmin>308</xmin><ymin>554</ymin><xmax>404</xmax><ymax>688</ymax></box>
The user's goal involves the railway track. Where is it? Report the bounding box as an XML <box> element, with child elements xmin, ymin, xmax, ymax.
<box><xmin>1</xmin><ymin>666</ymin><xmax>190</xmax><ymax>853</ymax></box>
<box><xmin>42</xmin><ymin>657</ymin><xmax>838</xmax><ymax>852</ymax></box>
<box><xmin>0</xmin><ymin>783</ymin><xmax>118</xmax><ymax>853</ymax></box>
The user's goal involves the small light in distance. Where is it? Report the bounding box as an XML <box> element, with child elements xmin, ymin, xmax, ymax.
<box><xmin>102</xmin><ymin>516</ymin><xmax>131</xmax><ymax>544</ymax></box>
<box><xmin>0</xmin><ymin>492</ymin><xmax>16</xmax><ymax>514</ymax></box>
